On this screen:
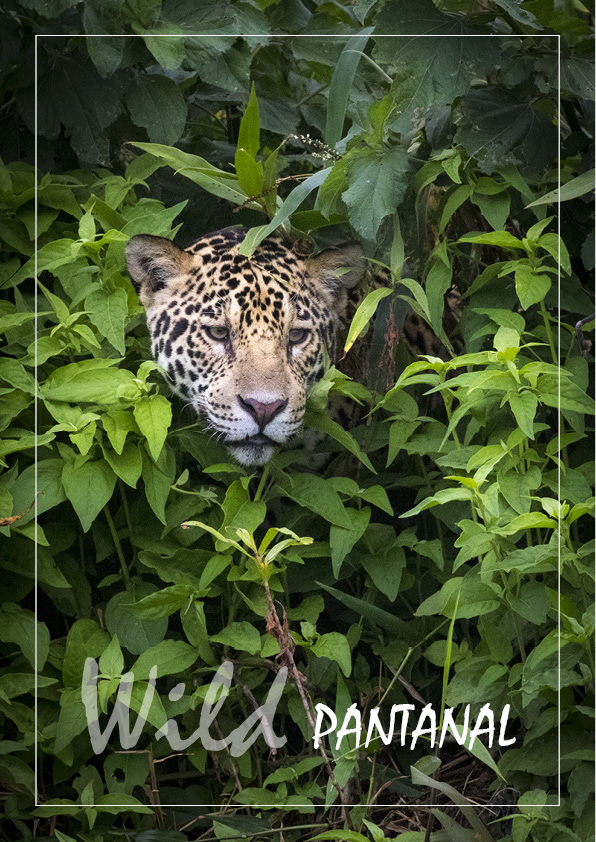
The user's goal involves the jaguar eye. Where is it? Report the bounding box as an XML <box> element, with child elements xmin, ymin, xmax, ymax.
<box><xmin>288</xmin><ymin>328</ymin><xmax>309</xmax><ymax>345</ymax></box>
<box><xmin>204</xmin><ymin>326</ymin><xmax>229</xmax><ymax>342</ymax></box>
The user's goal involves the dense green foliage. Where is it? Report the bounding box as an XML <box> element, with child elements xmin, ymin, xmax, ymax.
<box><xmin>0</xmin><ymin>1</ymin><xmax>594</xmax><ymax>841</ymax></box>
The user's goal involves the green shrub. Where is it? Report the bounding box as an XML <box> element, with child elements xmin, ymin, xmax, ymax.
<box><xmin>0</xmin><ymin>3</ymin><xmax>594</xmax><ymax>840</ymax></box>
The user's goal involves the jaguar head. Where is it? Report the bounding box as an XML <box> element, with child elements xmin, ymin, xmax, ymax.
<box><xmin>125</xmin><ymin>227</ymin><xmax>365</xmax><ymax>465</ymax></box>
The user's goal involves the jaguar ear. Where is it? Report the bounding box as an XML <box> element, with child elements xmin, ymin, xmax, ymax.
<box><xmin>306</xmin><ymin>244</ymin><xmax>367</xmax><ymax>295</ymax></box>
<box><xmin>125</xmin><ymin>235</ymin><xmax>193</xmax><ymax>306</ymax></box>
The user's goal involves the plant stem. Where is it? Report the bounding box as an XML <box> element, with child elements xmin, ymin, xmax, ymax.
<box><xmin>103</xmin><ymin>505</ymin><xmax>131</xmax><ymax>589</ymax></box>
<box><xmin>540</xmin><ymin>299</ymin><xmax>557</xmax><ymax>364</ymax></box>
<box><xmin>118</xmin><ymin>480</ymin><xmax>134</xmax><ymax>541</ymax></box>
<box><xmin>254</xmin><ymin>463</ymin><xmax>271</xmax><ymax>503</ymax></box>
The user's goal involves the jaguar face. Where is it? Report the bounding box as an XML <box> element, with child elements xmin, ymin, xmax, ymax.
<box><xmin>125</xmin><ymin>227</ymin><xmax>365</xmax><ymax>465</ymax></box>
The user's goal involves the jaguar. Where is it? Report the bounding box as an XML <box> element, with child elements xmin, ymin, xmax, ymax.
<box><xmin>125</xmin><ymin>226</ymin><xmax>370</xmax><ymax>466</ymax></box>
<box><xmin>125</xmin><ymin>226</ymin><xmax>447</xmax><ymax>466</ymax></box>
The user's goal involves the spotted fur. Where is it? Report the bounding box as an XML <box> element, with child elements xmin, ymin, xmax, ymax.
<box><xmin>125</xmin><ymin>227</ymin><xmax>367</xmax><ymax>466</ymax></box>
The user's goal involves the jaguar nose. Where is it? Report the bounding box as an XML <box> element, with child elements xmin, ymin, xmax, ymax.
<box><xmin>238</xmin><ymin>396</ymin><xmax>288</xmax><ymax>429</ymax></box>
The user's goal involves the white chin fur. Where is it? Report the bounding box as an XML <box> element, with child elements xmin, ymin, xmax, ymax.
<box><xmin>229</xmin><ymin>443</ymin><xmax>277</xmax><ymax>466</ymax></box>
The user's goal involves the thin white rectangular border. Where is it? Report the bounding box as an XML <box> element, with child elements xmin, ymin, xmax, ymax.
<box><xmin>33</xmin><ymin>31</ymin><xmax>563</xmax><ymax>810</ymax></box>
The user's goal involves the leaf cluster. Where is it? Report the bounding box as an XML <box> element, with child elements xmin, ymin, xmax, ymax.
<box><xmin>0</xmin><ymin>3</ymin><xmax>594</xmax><ymax>841</ymax></box>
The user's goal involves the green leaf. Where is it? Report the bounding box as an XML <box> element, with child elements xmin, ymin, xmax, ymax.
<box><xmin>78</xmin><ymin>208</ymin><xmax>96</xmax><ymax>241</ymax></box>
<box><xmin>129</xmin><ymin>141</ymin><xmax>250</xmax><ymax>206</ymax></box>
<box><xmin>514</xmin><ymin>264</ymin><xmax>551</xmax><ymax>310</ymax></box>
<box><xmin>211</xmin><ymin>621</ymin><xmax>261</xmax><ymax>655</ymax></box>
<box><xmin>141</xmin><ymin>445</ymin><xmax>175</xmax><ymax>524</ymax></box>
<box><xmin>342</xmin><ymin>145</ymin><xmax>409</xmax><ymax>242</ymax></box>
<box><xmin>99</xmin><ymin>634</ymin><xmax>124</xmax><ymax>677</ymax></box>
<box><xmin>278</xmin><ymin>474</ymin><xmax>352</xmax><ymax>529</ymax></box>
<box><xmin>125</xmin><ymin>74</ymin><xmax>188</xmax><ymax>146</ymax></box>
<box><xmin>95</xmin><ymin>792</ymin><xmax>153</xmax><ymax>814</ymax></box>
<box><xmin>374</xmin><ymin>2</ymin><xmax>500</xmax><ymax>133</ymax></box>
<box><xmin>102</xmin><ymin>441</ymin><xmax>143</xmax><ymax>488</ymax></box>
<box><xmin>54</xmin><ymin>688</ymin><xmax>89</xmax><ymax>755</ymax></box>
<box><xmin>344</xmin><ymin>287</ymin><xmax>392</xmax><ymax>353</ymax></box>
<box><xmin>83</xmin><ymin>1</ymin><xmax>125</xmax><ymax>77</ymax></box>
<box><xmin>304</xmin><ymin>410</ymin><xmax>375</xmax><ymax>473</ymax></box>
<box><xmin>134</xmin><ymin>395</ymin><xmax>172</xmax><ymax>461</ymax></box>
<box><xmin>312</xmin><ymin>833</ymin><xmax>369</xmax><ymax>842</ymax></box>
<box><xmin>199</xmin><ymin>555</ymin><xmax>232</xmax><ymax>590</ymax></box>
<box><xmin>238</xmin><ymin>169</ymin><xmax>330</xmax><ymax>257</ymax></box>
<box><xmin>50</xmin><ymin>55</ymin><xmax>122</xmax><ymax>164</ymax></box>
<box><xmin>102</xmin><ymin>409</ymin><xmax>139</xmax><ymax>455</ymax></box>
<box><xmin>181</xmin><ymin>600</ymin><xmax>215</xmax><ymax>665</ymax></box>
<box><xmin>358</xmin><ymin>485</ymin><xmax>393</xmax><ymax>515</ymax></box>
<box><xmin>312</xmin><ymin>632</ymin><xmax>352</xmax><ymax>676</ymax></box>
<box><xmin>237</xmin><ymin>82</ymin><xmax>260</xmax><ymax>159</ymax></box>
<box><xmin>538</xmin><ymin>374</ymin><xmax>595</xmax><ymax>415</ymax></box>
<box><xmin>85</xmin><ymin>287</ymin><xmax>128</xmax><ymax>354</ymax></box>
<box><xmin>471</xmin><ymin>188</ymin><xmax>511</xmax><ymax>232</ymax></box>
<box><xmin>40</xmin><ymin>359</ymin><xmax>135</xmax><ymax>404</ymax></box>
<box><xmin>329</xmin><ymin>507</ymin><xmax>371</xmax><ymax>577</ymax></box>
<box><xmin>526</xmin><ymin>169</ymin><xmax>595</xmax><ymax>207</ymax></box>
<box><xmin>493</xmin><ymin>0</ymin><xmax>540</xmax><ymax>27</ymax></box>
<box><xmin>325</xmin><ymin>30</ymin><xmax>373</xmax><ymax>149</ymax></box>
<box><xmin>234</xmin><ymin>149</ymin><xmax>264</xmax><ymax>201</ymax></box>
<box><xmin>62</xmin><ymin>619</ymin><xmax>110</xmax><ymax>688</ymax></box>
<box><xmin>439</xmin><ymin>185</ymin><xmax>473</xmax><ymax>234</ymax></box>
<box><xmin>538</xmin><ymin>232</ymin><xmax>571</xmax><ymax>275</ymax></box>
<box><xmin>400</xmin><ymin>487</ymin><xmax>472</xmax><ymax>518</ymax></box>
<box><xmin>142</xmin><ymin>28</ymin><xmax>185</xmax><ymax>71</ymax></box>
<box><xmin>62</xmin><ymin>458</ymin><xmax>117</xmax><ymax>532</ymax></box>
<box><xmin>456</xmin><ymin>88</ymin><xmax>557</xmax><ymax>174</ymax></box>
<box><xmin>425</xmin><ymin>257</ymin><xmax>453</xmax><ymax>349</ymax></box>
<box><xmin>0</xmin><ymin>358</ymin><xmax>36</xmax><ymax>395</ymax></box>
<box><xmin>498</xmin><ymin>466</ymin><xmax>542</xmax><ymax>515</ymax></box>
<box><xmin>130</xmin><ymin>639</ymin><xmax>197</xmax><ymax>679</ymax></box>
<box><xmin>0</xmin><ymin>603</ymin><xmax>49</xmax><ymax>670</ymax></box>
<box><xmin>316</xmin><ymin>581</ymin><xmax>408</xmax><ymax>635</ymax></box>
<box><xmin>362</xmin><ymin>544</ymin><xmax>405</xmax><ymax>602</ymax></box>
<box><xmin>416</xmin><ymin>578</ymin><xmax>500</xmax><ymax>619</ymax></box>
<box><xmin>508</xmin><ymin>581</ymin><xmax>550</xmax><ymax>625</ymax></box>
<box><xmin>507</xmin><ymin>390</ymin><xmax>538</xmax><ymax>438</ymax></box>
<box><xmin>410</xmin><ymin>767</ymin><xmax>493</xmax><ymax>842</ymax></box>
<box><xmin>105</xmin><ymin>585</ymin><xmax>168</xmax><ymax>656</ymax></box>
<box><xmin>458</xmin><ymin>230</ymin><xmax>524</xmax><ymax>249</ymax></box>
<box><xmin>493</xmin><ymin>512</ymin><xmax>557</xmax><ymax>535</ymax></box>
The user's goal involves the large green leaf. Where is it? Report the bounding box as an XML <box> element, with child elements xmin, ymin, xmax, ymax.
<box><xmin>316</xmin><ymin>582</ymin><xmax>409</xmax><ymax>636</ymax></box>
<box><xmin>105</xmin><ymin>585</ymin><xmax>168</xmax><ymax>656</ymax></box>
<box><xmin>526</xmin><ymin>169</ymin><xmax>596</xmax><ymax>207</ymax></box>
<box><xmin>456</xmin><ymin>88</ymin><xmax>558</xmax><ymax>174</ymax></box>
<box><xmin>325</xmin><ymin>30</ymin><xmax>373</xmax><ymax>149</ymax></box>
<box><xmin>62</xmin><ymin>458</ymin><xmax>117</xmax><ymax>532</ymax></box>
<box><xmin>83</xmin><ymin>1</ymin><xmax>125</xmax><ymax>77</ymax></box>
<box><xmin>344</xmin><ymin>287</ymin><xmax>392</xmax><ymax>353</ymax></box>
<box><xmin>0</xmin><ymin>603</ymin><xmax>49</xmax><ymax>670</ymax></box>
<box><xmin>374</xmin><ymin>0</ymin><xmax>500</xmax><ymax>131</ymax></box>
<box><xmin>40</xmin><ymin>359</ymin><xmax>134</xmax><ymax>404</ymax></box>
<box><xmin>133</xmin><ymin>394</ymin><xmax>172</xmax><ymax>461</ymax></box>
<box><xmin>211</xmin><ymin>621</ymin><xmax>261</xmax><ymax>655</ymax></box>
<box><xmin>130</xmin><ymin>639</ymin><xmax>197</xmax><ymax>679</ymax></box>
<box><xmin>85</xmin><ymin>287</ymin><xmax>128</xmax><ymax>354</ymax></box>
<box><xmin>143</xmin><ymin>27</ymin><xmax>186</xmax><ymax>71</ymax></box>
<box><xmin>125</xmin><ymin>74</ymin><xmax>188</xmax><ymax>146</ymax></box>
<box><xmin>342</xmin><ymin>145</ymin><xmax>409</xmax><ymax>242</ymax></box>
<box><xmin>312</xmin><ymin>632</ymin><xmax>352</xmax><ymax>676</ymax></box>
<box><xmin>50</xmin><ymin>55</ymin><xmax>122</xmax><ymax>163</ymax></box>
<box><xmin>277</xmin><ymin>474</ymin><xmax>352</xmax><ymax>529</ymax></box>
